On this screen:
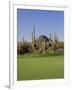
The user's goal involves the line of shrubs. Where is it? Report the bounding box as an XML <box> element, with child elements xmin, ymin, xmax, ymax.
<box><xmin>17</xmin><ymin>41</ymin><xmax>64</xmax><ymax>55</ymax></box>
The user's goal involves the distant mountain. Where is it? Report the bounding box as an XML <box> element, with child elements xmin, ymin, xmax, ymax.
<box><xmin>36</xmin><ymin>35</ymin><xmax>49</xmax><ymax>43</ymax></box>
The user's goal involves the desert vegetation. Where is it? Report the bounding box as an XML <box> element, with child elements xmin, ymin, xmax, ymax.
<box><xmin>17</xmin><ymin>27</ymin><xmax>64</xmax><ymax>80</ymax></box>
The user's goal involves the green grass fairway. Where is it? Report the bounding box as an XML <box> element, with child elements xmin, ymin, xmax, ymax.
<box><xmin>17</xmin><ymin>54</ymin><xmax>64</xmax><ymax>80</ymax></box>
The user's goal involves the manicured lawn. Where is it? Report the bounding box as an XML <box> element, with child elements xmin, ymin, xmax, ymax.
<box><xmin>17</xmin><ymin>54</ymin><xmax>64</xmax><ymax>80</ymax></box>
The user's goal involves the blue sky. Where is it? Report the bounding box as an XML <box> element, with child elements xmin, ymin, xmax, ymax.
<box><xmin>17</xmin><ymin>9</ymin><xmax>64</xmax><ymax>42</ymax></box>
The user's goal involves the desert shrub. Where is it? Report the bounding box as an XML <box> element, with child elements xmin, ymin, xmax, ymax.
<box><xmin>17</xmin><ymin>41</ymin><xmax>33</xmax><ymax>55</ymax></box>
